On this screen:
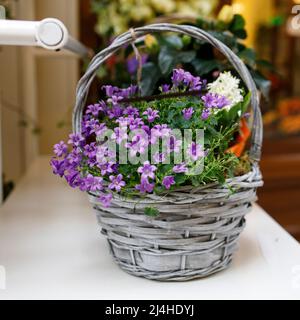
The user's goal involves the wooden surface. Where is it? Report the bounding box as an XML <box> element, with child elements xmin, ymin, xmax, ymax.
<box><xmin>258</xmin><ymin>135</ymin><xmax>300</xmax><ymax>240</ymax></box>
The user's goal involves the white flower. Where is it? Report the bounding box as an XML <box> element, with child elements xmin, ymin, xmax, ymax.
<box><xmin>207</xmin><ymin>71</ymin><xmax>243</xmax><ymax>110</ymax></box>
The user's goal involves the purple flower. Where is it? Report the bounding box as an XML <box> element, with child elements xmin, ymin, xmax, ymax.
<box><xmin>161</xmin><ymin>84</ymin><xmax>170</xmax><ymax>92</ymax></box>
<box><xmin>173</xmin><ymin>163</ymin><xmax>188</xmax><ymax>174</ymax></box>
<box><xmin>126</xmin><ymin>133</ymin><xmax>149</xmax><ymax>157</ymax></box>
<box><xmin>129</xmin><ymin>117</ymin><xmax>144</xmax><ymax>130</ymax></box>
<box><xmin>138</xmin><ymin>161</ymin><xmax>157</xmax><ymax>180</ymax></box>
<box><xmin>162</xmin><ymin>176</ymin><xmax>175</xmax><ymax>190</ymax></box>
<box><xmin>84</xmin><ymin>143</ymin><xmax>96</xmax><ymax>159</ymax></box>
<box><xmin>171</xmin><ymin>69</ymin><xmax>203</xmax><ymax>91</ymax></box>
<box><xmin>171</xmin><ymin>69</ymin><xmax>186</xmax><ymax>86</ymax></box>
<box><xmin>109</xmin><ymin>174</ymin><xmax>126</xmax><ymax>192</ymax></box>
<box><xmin>84</xmin><ymin>174</ymin><xmax>103</xmax><ymax>192</ymax></box>
<box><xmin>127</xmin><ymin>85</ymin><xmax>139</xmax><ymax>97</ymax></box>
<box><xmin>102</xmin><ymin>85</ymin><xmax>118</xmax><ymax>97</ymax></box>
<box><xmin>66</xmin><ymin>149</ymin><xmax>82</xmax><ymax>166</ymax></box>
<box><xmin>98</xmin><ymin>161</ymin><xmax>115</xmax><ymax>176</ymax></box>
<box><xmin>188</xmin><ymin>76</ymin><xmax>202</xmax><ymax>91</ymax></box>
<box><xmin>96</xmin><ymin>145</ymin><xmax>116</xmax><ymax>165</ymax></box>
<box><xmin>107</xmin><ymin>95</ymin><xmax>123</xmax><ymax>106</ymax></box>
<box><xmin>85</xmin><ymin>119</ymin><xmax>107</xmax><ymax>137</ymax></box>
<box><xmin>124</xmin><ymin>106</ymin><xmax>139</xmax><ymax>117</ymax></box>
<box><xmin>127</xmin><ymin>54</ymin><xmax>148</xmax><ymax>75</ymax></box>
<box><xmin>86</xmin><ymin>102</ymin><xmax>106</xmax><ymax>117</ymax></box>
<box><xmin>167</xmin><ymin>136</ymin><xmax>182</xmax><ymax>153</ymax></box>
<box><xmin>117</xmin><ymin>85</ymin><xmax>138</xmax><ymax>98</ymax></box>
<box><xmin>141</xmin><ymin>125</ymin><xmax>150</xmax><ymax>135</ymax></box>
<box><xmin>111</xmin><ymin>127</ymin><xmax>128</xmax><ymax>144</ymax></box>
<box><xmin>99</xmin><ymin>193</ymin><xmax>113</xmax><ymax>208</ymax></box>
<box><xmin>201</xmin><ymin>93</ymin><xmax>229</xmax><ymax>109</ymax></box>
<box><xmin>201</xmin><ymin>109</ymin><xmax>211</xmax><ymax>120</ymax></box>
<box><xmin>65</xmin><ymin>169</ymin><xmax>81</xmax><ymax>188</ymax></box>
<box><xmin>153</xmin><ymin>152</ymin><xmax>166</xmax><ymax>164</ymax></box>
<box><xmin>187</xmin><ymin>142</ymin><xmax>205</xmax><ymax>161</ymax></box>
<box><xmin>136</xmin><ymin>178</ymin><xmax>155</xmax><ymax>194</ymax></box>
<box><xmin>116</xmin><ymin>117</ymin><xmax>130</xmax><ymax>127</ymax></box>
<box><xmin>68</xmin><ymin>133</ymin><xmax>84</xmax><ymax>147</ymax></box>
<box><xmin>143</xmin><ymin>108</ymin><xmax>159</xmax><ymax>123</ymax></box>
<box><xmin>150</xmin><ymin>125</ymin><xmax>171</xmax><ymax>144</ymax></box>
<box><xmin>50</xmin><ymin>158</ymin><xmax>66</xmax><ymax>177</ymax></box>
<box><xmin>107</xmin><ymin>106</ymin><xmax>124</xmax><ymax>119</ymax></box>
<box><xmin>182</xmin><ymin>107</ymin><xmax>194</xmax><ymax>120</ymax></box>
<box><xmin>53</xmin><ymin>141</ymin><xmax>68</xmax><ymax>157</ymax></box>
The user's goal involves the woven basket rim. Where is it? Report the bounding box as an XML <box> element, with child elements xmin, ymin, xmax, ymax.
<box><xmin>89</xmin><ymin>163</ymin><xmax>263</xmax><ymax>204</ymax></box>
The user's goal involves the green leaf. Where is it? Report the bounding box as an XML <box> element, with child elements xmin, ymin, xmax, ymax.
<box><xmin>144</xmin><ymin>207</ymin><xmax>160</xmax><ymax>217</ymax></box>
<box><xmin>175</xmin><ymin>174</ymin><xmax>188</xmax><ymax>185</ymax></box>
<box><xmin>229</xmin><ymin>15</ymin><xmax>247</xmax><ymax>39</ymax></box>
<box><xmin>238</xmin><ymin>48</ymin><xmax>256</xmax><ymax>68</ymax></box>
<box><xmin>162</xmin><ymin>35</ymin><xmax>183</xmax><ymax>50</ymax></box>
<box><xmin>182</xmin><ymin>35</ymin><xmax>191</xmax><ymax>46</ymax></box>
<box><xmin>177</xmin><ymin>51</ymin><xmax>196</xmax><ymax>63</ymax></box>
<box><xmin>233</xmin><ymin>29</ymin><xmax>247</xmax><ymax>40</ymax></box>
<box><xmin>205</xmin><ymin>124</ymin><xmax>222</xmax><ymax>138</ymax></box>
<box><xmin>140</xmin><ymin>62</ymin><xmax>161</xmax><ymax>95</ymax></box>
<box><xmin>227</xmin><ymin>102</ymin><xmax>242</xmax><ymax>123</ymax></box>
<box><xmin>241</xmin><ymin>92</ymin><xmax>251</xmax><ymax>114</ymax></box>
<box><xmin>230</xmin><ymin>14</ymin><xmax>246</xmax><ymax>31</ymax></box>
<box><xmin>158</xmin><ymin>47</ymin><xmax>176</xmax><ymax>75</ymax></box>
<box><xmin>192</xmin><ymin>58</ymin><xmax>222</xmax><ymax>75</ymax></box>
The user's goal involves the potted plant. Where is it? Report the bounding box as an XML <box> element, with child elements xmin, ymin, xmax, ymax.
<box><xmin>51</xmin><ymin>24</ymin><xmax>263</xmax><ymax>281</ymax></box>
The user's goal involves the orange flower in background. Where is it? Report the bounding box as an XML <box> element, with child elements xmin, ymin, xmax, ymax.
<box><xmin>279</xmin><ymin>115</ymin><xmax>300</xmax><ymax>134</ymax></box>
<box><xmin>278</xmin><ymin>98</ymin><xmax>300</xmax><ymax>116</ymax></box>
<box><xmin>227</xmin><ymin>119</ymin><xmax>251</xmax><ymax>157</ymax></box>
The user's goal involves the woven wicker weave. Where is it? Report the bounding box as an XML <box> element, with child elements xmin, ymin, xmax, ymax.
<box><xmin>73</xmin><ymin>24</ymin><xmax>264</xmax><ymax>281</ymax></box>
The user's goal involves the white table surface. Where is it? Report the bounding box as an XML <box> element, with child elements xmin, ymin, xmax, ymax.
<box><xmin>0</xmin><ymin>156</ymin><xmax>300</xmax><ymax>300</ymax></box>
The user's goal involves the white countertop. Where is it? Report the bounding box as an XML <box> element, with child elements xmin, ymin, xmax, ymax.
<box><xmin>0</xmin><ymin>156</ymin><xmax>300</xmax><ymax>300</ymax></box>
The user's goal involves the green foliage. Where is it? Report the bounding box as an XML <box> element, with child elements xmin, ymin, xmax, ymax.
<box><xmin>96</xmin><ymin>13</ymin><xmax>271</xmax><ymax>100</ymax></box>
<box><xmin>144</xmin><ymin>207</ymin><xmax>160</xmax><ymax>217</ymax></box>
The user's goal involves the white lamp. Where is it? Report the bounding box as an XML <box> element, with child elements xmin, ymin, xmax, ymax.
<box><xmin>0</xmin><ymin>17</ymin><xmax>90</xmax><ymax>58</ymax></box>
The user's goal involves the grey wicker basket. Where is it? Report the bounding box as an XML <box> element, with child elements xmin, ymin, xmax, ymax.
<box><xmin>73</xmin><ymin>24</ymin><xmax>264</xmax><ymax>281</ymax></box>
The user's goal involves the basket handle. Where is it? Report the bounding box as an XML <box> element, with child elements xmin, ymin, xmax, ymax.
<box><xmin>73</xmin><ymin>23</ymin><xmax>263</xmax><ymax>162</ymax></box>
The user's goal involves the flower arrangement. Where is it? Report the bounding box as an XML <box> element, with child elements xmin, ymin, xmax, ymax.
<box><xmin>51</xmin><ymin>69</ymin><xmax>251</xmax><ymax>213</ymax></box>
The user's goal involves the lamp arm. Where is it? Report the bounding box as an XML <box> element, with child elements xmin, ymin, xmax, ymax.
<box><xmin>0</xmin><ymin>18</ymin><xmax>90</xmax><ymax>58</ymax></box>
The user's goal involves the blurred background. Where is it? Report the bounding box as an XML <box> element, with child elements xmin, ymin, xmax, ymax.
<box><xmin>0</xmin><ymin>0</ymin><xmax>300</xmax><ymax>239</ymax></box>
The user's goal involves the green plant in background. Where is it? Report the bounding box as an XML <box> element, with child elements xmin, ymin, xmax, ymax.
<box><xmin>92</xmin><ymin>11</ymin><xmax>271</xmax><ymax>100</ymax></box>
<box><xmin>91</xmin><ymin>0</ymin><xmax>218</xmax><ymax>38</ymax></box>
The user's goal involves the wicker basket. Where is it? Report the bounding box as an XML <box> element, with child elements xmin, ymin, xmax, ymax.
<box><xmin>73</xmin><ymin>24</ymin><xmax>264</xmax><ymax>281</ymax></box>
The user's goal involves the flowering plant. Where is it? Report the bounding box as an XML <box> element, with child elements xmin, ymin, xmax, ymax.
<box><xmin>51</xmin><ymin>69</ymin><xmax>251</xmax><ymax>212</ymax></box>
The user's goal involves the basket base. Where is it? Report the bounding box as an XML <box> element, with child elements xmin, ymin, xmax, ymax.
<box><xmin>107</xmin><ymin>239</ymin><xmax>234</xmax><ymax>282</ymax></box>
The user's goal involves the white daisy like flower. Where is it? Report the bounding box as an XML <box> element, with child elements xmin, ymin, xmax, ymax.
<box><xmin>207</xmin><ymin>71</ymin><xmax>243</xmax><ymax>110</ymax></box>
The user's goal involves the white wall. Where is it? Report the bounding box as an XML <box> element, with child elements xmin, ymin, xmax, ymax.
<box><xmin>0</xmin><ymin>0</ymin><xmax>80</xmax><ymax>196</ymax></box>
<box><xmin>35</xmin><ymin>0</ymin><xmax>80</xmax><ymax>154</ymax></box>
